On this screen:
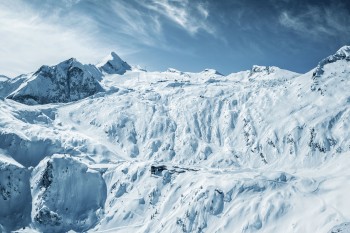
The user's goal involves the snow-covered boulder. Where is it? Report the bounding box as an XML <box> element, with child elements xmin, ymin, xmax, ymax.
<box><xmin>7</xmin><ymin>58</ymin><xmax>104</xmax><ymax>105</ymax></box>
<box><xmin>98</xmin><ymin>52</ymin><xmax>131</xmax><ymax>75</ymax></box>
<box><xmin>0</xmin><ymin>154</ymin><xmax>31</xmax><ymax>231</ymax></box>
<box><xmin>30</xmin><ymin>154</ymin><xmax>107</xmax><ymax>232</ymax></box>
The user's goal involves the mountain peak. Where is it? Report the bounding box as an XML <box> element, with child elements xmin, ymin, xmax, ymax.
<box><xmin>98</xmin><ymin>52</ymin><xmax>131</xmax><ymax>75</ymax></box>
<box><xmin>110</xmin><ymin>51</ymin><xmax>121</xmax><ymax>59</ymax></box>
<box><xmin>8</xmin><ymin>58</ymin><xmax>103</xmax><ymax>105</ymax></box>
<box><xmin>335</xmin><ymin>45</ymin><xmax>350</xmax><ymax>59</ymax></box>
<box><xmin>57</xmin><ymin>57</ymin><xmax>81</xmax><ymax>69</ymax></box>
<box><xmin>313</xmin><ymin>45</ymin><xmax>350</xmax><ymax>77</ymax></box>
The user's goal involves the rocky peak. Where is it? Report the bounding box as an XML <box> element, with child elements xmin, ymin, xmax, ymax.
<box><xmin>7</xmin><ymin>58</ymin><xmax>104</xmax><ymax>105</ymax></box>
<box><xmin>313</xmin><ymin>45</ymin><xmax>350</xmax><ymax>77</ymax></box>
<box><xmin>98</xmin><ymin>52</ymin><xmax>131</xmax><ymax>75</ymax></box>
<box><xmin>334</xmin><ymin>46</ymin><xmax>350</xmax><ymax>59</ymax></box>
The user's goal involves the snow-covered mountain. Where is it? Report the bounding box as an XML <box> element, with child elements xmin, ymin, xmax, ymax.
<box><xmin>7</xmin><ymin>58</ymin><xmax>103</xmax><ymax>105</ymax></box>
<box><xmin>98</xmin><ymin>52</ymin><xmax>131</xmax><ymax>75</ymax></box>
<box><xmin>0</xmin><ymin>47</ymin><xmax>350</xmax><ymax>233</ymax></box>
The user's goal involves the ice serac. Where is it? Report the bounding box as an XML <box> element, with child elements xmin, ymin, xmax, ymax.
<box><xmin>7</xmin><ymin>58</ymin><xmax>104</xmax><ymax>105</ymax></box>
<box><xmin>30</xmin><ymin>154</ymin><xmax>107</xmax><ymax>233</ymax></box>
<box><xmin>98</xmin><ymin>52</ymin><xmax>131</xmax><ymax>75</ymax></box>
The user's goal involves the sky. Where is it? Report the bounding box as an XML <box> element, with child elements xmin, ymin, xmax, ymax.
<box><xmin>0</xmin><ymin>0</ymin><xmax>350</xmax><ymax>77</ymax></box>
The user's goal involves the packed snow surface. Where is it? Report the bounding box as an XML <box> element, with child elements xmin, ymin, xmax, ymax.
<box><xmin>0</xmin><ymin>47</ymin><xmax>350</xmax><ymax>232</ymax></box>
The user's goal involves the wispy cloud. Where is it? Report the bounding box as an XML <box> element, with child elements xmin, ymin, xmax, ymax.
<box><xmin>0</xmin><ymin>0</ymin><xmax>218</xmax><ymax>77</ymax></box>
<box><xmin>0</xmin><ymin>1</ymin><xmax>116</xmax><ymax>77</ymax></box>
<box><xmin>139</xmin><ymin>0</ymin><xmax>215</xmax><ymax>36</ymax></box>
<box><xmin>279</xmin><ymin>3</ymin><xmax>350</xmax><ymax>39</ymax></box>
<box><xmin>108</xmin><ymin>1</ymin><xmax>164</xmax><ymax>47</ymax></box>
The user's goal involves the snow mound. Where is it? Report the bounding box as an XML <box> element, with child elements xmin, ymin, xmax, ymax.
<box><xmin>98</xmin><ymin>52</ymin><xmax>131</xmax><ymax>75</ymax></box>
<box><xmin>30</xmin><ymin>154</ymin><xmax>107</xmax><ymax>232</ymax></box>
<box><xmin>7</xmin><ymin>58</ymin><xmax>104</xmax><ymax>105</ymax></box>
<box><xmin>0</xmin><ymin>154</ymin><xmax>31</xmax><ymax>232</ymax></box>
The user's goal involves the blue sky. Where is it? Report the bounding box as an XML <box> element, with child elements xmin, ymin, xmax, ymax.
<box><xmin>1</xmin><ymin>0</ymin><xmax>350</xmax><ymax>77</ymax></box>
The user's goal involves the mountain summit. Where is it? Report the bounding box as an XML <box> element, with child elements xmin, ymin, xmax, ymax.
<box><xmin>97</xmin><ymin>52</ymin><xmax>131</xmax><ymax>75</ymax></box>
<box><xmin>7</xmin><ymin>58</ymin><xmax>103</xmax><ymax>105</ymax></box>
<box><xmin>313</xmin><ymin>45</ymin><xmax>350</xmax><ymax>77</ymax></box>
<box><xmin>335</xmin><ymin>45</ymin><xmax>350</xmax><ymax>59</ymax></box>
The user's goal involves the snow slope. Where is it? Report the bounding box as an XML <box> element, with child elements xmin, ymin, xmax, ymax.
<box><xmin>0</xmin><ymin>47</ymin><xmax>350</xmax><ymax>232</ymax></box>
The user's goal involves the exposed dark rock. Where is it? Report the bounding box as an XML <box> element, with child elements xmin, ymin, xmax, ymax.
<box><xmin>98</xmin><ymin>52</ymin><xmax>131</xmax><ymax>75</ymax></box>
<box><xmin>7</xmin><ymin>58</ymin><xmax>104</xmax><ymax>105</ymax></box>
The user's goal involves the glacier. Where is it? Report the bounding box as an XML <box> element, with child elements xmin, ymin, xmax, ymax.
<box><xmin>0</xmin><ymin>46</ymin><xmax>350</xmax><ymax>233</ymax></box>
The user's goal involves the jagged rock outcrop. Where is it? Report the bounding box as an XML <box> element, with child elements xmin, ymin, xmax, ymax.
<box><xmin>7</xmin><ymin>58</ymin><xmax>104</xmax><ymax>105</ymax></box>
<box><xmin>250</xmin><ymin>65</ymin><xmax>275</xmax><ymax>75</ymax></box>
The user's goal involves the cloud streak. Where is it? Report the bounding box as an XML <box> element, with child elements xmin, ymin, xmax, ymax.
<box><xmin>279</xmin><ymin>3</ymin><xmax>350</xmax><ymax>40</ymax></box>
<box><xmin>0</xmin><ymin>0</ymin><xmax>218</xmax><ymax>76</ymax></box>
<box><xmin>0</xmin><ymin>1</ymin><xmax>116</xmax><ymax>77</ymax></box>
<box><xmin>109</xmin><ymin>1</ymin><xmax>164</xmax><ymax>47</ymax></box>
<box><xmin>139</xmin><ymin>0</ymin><xmax>214</xmax><ymax>36</ymax></box>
